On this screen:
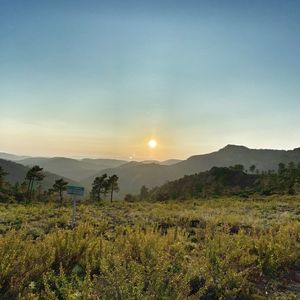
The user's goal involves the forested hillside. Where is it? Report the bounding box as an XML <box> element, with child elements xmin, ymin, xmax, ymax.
<box><xmin>143</xmin><ymin>162</ymin><xmax>300</xmax><ymax>201</ymax></box>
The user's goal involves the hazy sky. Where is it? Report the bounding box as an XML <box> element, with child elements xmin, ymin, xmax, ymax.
<box><xmin>1</xmin><ymin>0</ymin><xmax>300</xmax><ymax>160</ymax></box>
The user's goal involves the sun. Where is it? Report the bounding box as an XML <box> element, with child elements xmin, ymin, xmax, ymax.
<box><xmin>148</xmin><ymin>139</ymin><xmax>157</xmax><ymax>149</ymax></box>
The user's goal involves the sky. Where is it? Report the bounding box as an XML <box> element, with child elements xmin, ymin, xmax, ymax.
<box><xmin>1</xmin><ymin>0</ymin><xmax>300</xmax><ymax>160</ymax></box>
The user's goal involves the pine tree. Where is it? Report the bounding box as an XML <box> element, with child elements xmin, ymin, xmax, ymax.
<box><xmin>53</xmin><ymin>178</ymin><xmax>68</xmax><ymax>204</ymax></box>
<box><xmin>108</xmin><ymin>175</ymin><xmax>119</xmax><ymax>203</ymax></box>
<box><xmin>91</xmin><ymin>174</ymin><xmax>108</xmax><ymax>202</ymax></box>
<box><xmin>25</xmin><ymin>165</ymin><xmax>45</xmax><ymax>201</ymax></box>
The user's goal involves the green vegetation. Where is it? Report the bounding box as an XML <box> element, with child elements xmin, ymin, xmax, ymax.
<box><xmin>52</xmin><ymin>179</ymin><xmax>69</xmax><ymax>205</ymax></box>
<box><xmin>25</xmin><ymin>166</ymin><xmax>45</xmax><ymax>201</ymax></box>
<box><xmin>0</xmin><ymin>163</ymin><xmax>299</xmax><ymax>299</ymax></box>
<box><xmin>91</xmin><ymin>174</ymin><xmax>119</xmax><ymax>203</ymax></box>
<box><xmin>0</xmin><ymin>197</ymin><xmax>299</xmax><ymax>299</ymax></box>
<box><xmin>0</xmin><ymin>165</ymin><xmax>120</xmax><ymax>204</ymax></box>
<box><xmin>107</xmin><ymin>174</ymin><xmax>119</xmax><ymax>203</ymax></box>
<box><xmin>145</xmin><ymin>163</ymin><xmax>300</xmax><ymax>201</ymax></box>
<box><xmin>91</xmin><ymin>174</ymin><xmax>109</xmax><ymax>202</ymax></box>
<box><xmin>3</xmin><ymin>145</ymin><xmax>300</xmax><ymax>197</ymax></box>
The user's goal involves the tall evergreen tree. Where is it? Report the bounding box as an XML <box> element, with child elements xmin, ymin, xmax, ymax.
<box><xmin>53</xmin><ymin>178</ymin><xmax>68</xmax><ymax>204</ymax></box>
<box><xmin>25</xmin><ymin>165</ymin><xmax>45</xmax><ymax>201</ymax></box>
<box><xmin>0</xmin><ymin>167</ymin><xmax>8</xmax><ymax>190</ymax></box>
<box><xmin>91</xmin><ymin>174</ymin><xmax>108</xmax><ymax>202</ymax></box>
<box><xmin>249</xmin><ymin>165</ymin><xmax>256</xmax><ymax>174</ymax></box>
<box><xmin>108</xmin><ymin>174</ymin><xmax>119</xmax><ymax>203</ymax></box>
<box><xmin>0</xmin><ymin>167</ymin><xmax>9</xmax><ymax>202</ymax></box>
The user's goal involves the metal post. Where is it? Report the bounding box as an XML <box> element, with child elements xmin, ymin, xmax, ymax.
<box><xmin>72</xmin><ymin>195</ymin><xmax>77</xmax><ymax>228</ymax></box>
<box><xmin>67</xmin><ymin>186</ymin><xmax>84</xmax><ymax>229</ymax></box>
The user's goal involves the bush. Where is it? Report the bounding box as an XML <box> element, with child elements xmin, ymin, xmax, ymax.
<box><xmin>0</xmin><ymin>198</ymin><xmax>299</xmax><ymax>299</ymax></box>
<box><xmin>124</xmin><ymin>194</ymin><xmax>137</xmax><ymax>202</ymax></box>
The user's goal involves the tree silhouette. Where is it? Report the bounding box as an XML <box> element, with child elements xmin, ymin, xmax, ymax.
<box><xmin>231</xmin><ymin>164</ymin><xmax>245</xmax><ymax>172</ymax></box>
<box><xmin>286</xmin><ymin>162</ymin><xmax>297</xmax><ymax>194</ymax></box>
<box><xmin>0</xmin><ymin>167</ymin><xmax>8</xmax><ymax>190</ymax></box>
<box><xmin>53</xmin><ymin>178</ymin><xmax>68</xmax><ymax>205</ymax></box>
<box><xmin>249</xmin><ymin>165</ymin><xmax>256</xmax><ymax>174</ymax></box>
<box><xmin>0</xmin><ymin>167</ymin><xmax>9</xmax><ymax>201</ymax></box>
<box><xmin>25</xmin><ymin>165</ymin><xmax>45</xmax><ymax>201</ymax></box>
<box><xmin>108</xmin><ymin>174</ymin><xmax>119</xmax><ymax>203</ymax></box>
<box><xmin>140</xmin><ymin>185</ymin><xmax>149</xmax><ymax>200</ymax></box>
<box><xmin>91</xmin><ymin>174</ymin><xmax>108</xmax><ymax>202</ymax></box>
<box><xmin>278</xmin><ymin>163</ymin><xmax>286</xmax><ymax>176</ymax></box>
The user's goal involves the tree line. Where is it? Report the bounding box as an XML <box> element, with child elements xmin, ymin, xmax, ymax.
<box><xmin>127</xmin><ymin>162</ymin><xmax>300</xmax><ymax>201</ymax></box>
<box><xmin>0</xmin><ymin>165</ymin><xmax>119</xmax><ymax>204</ymax></box>
<box><xmin>1</xmin><ymin>161</ymin><xmax>300</xmax><ymax>203</ymax></box>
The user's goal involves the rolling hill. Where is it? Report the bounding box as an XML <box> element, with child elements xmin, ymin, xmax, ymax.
<box><xmin>18</xmin><ymin>157</ymin><xmax>127</xmax><ymax>182</ymax></box>
<box><xmin>80</xmin><ymin>145</ymin><xmax>300</xmax><ymax>196</ymax></box>
<box><xmin>16</xmin><ymin>156</ymin><xmax>181</xmax><ymax>183</ymax></box>
<box><xmin>161</xmin><ymin>159</ymin><xmax>183</xmax><ymax>166</ymax></box>
<box><xmin>3</xmin><ymin>145</ymin><xmax>300</xmax><ymax>197</ymax></box>
<box><xmin>0</xmin><ymin>152</ymin><xmax>30</xmax><ymax>161</ymax></box>
<box><xmin>0</xmin><ymin>159</ymin><xmax>78</xmax><ymax>190</ymax></box>
<box><xmin>81</xmin><ymin>162</ymin><xmax>176</xmax><ymax>197</ymax></box>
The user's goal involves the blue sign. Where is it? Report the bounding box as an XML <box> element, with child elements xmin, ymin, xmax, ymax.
<box><xmin>67</xmin><ymin>186</ymin><xmax>85</xmax><ymax>196</ymax></box>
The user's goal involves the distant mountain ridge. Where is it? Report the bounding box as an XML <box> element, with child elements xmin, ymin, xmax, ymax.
<box><xmin>17</xmin><ymin>157</ymin><xmax>128</xmax><ymax>181</ymax></box>
<box><xmin>80</xmin><ymin>145</ymin><xmax>300</xmax><ymax>196</ymax></box>
<box><xmin>171</xmin><ymin>144</ymin><xmax>300</xmax><ymax>176</ymax></box>
<box><xmin>0</xmin><ymin>152</ymin><xmax>30</xmax><ymax>161</ymax></box>
<box><xmin>2</xmin><ymin>145</ymin><xmax>300</xmax><ymax>197</ymax></box>
<box><xmin>0</xmin><ymin>152</ymin><xmax>182</xmax><ymax>183</ymax></box>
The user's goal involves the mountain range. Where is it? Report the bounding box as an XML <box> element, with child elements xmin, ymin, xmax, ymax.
<box><xmin>80</xmin><ymin>145</ymin><xmax>300</xmax><ymax>196</ymax></box>
<box><xmin>2</xmin><ymin>145</ymin><xmax>300</xmax><ymax>196</ymax></box>
<box><xmin>16</xmin><ymin>157</ymin><xmax>128</xmax><ymax>181</ymax></box>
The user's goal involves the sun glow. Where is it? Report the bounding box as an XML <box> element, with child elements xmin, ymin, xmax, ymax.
<box><xmin>148</xmin><ymin>139</ymin><xmax>157</xmax><ymax>149</ymax></box>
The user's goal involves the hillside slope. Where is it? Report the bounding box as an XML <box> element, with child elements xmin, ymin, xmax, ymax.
<box><xmin>81</xmin><ymin>145</ymin><xmax>300</xmax><ymax>196</ymax></box>
<box><xmin>18</xmin><ymin>157</ymin><xmax>127</xmax><ymax>181</ymax></box>
<box><xmin>81</xmin><ymin>163</ymin><xmax>177</xmax><ymax>197</ymax></box>
<box><xmin>0</xmin><ymin>152</ymin><xmax>30</xmax><ymax>161</ymax></box>
<box><xmin>0</xmin><ymin>159</ymin><xmax>78</xmax><ymax>189</ymax></box>
<box><xmin>172</xmin><ymin>145</ymin><xmax>300</xmax><ymax>175</ymax></box>
<box><xmin>149</xmin><ymin>167</ymin><xmax>259</xmax><ymax>200</ymax></box>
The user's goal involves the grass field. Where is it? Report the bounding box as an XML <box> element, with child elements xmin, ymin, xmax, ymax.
<box><xmin>0</xmin><ymin>196</ymin><xmax>299</xmax><ymax>299</ymax></box>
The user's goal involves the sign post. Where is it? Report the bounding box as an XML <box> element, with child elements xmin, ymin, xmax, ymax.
<box><xmin>67</xmin><ymin>186</ymin><xmax>85</xmax><ymax>228</ymax></box>
<box><xmin>72</xmin><ymin>194</ymin><xmax>76</xmax><ymax>228</ymax></box>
